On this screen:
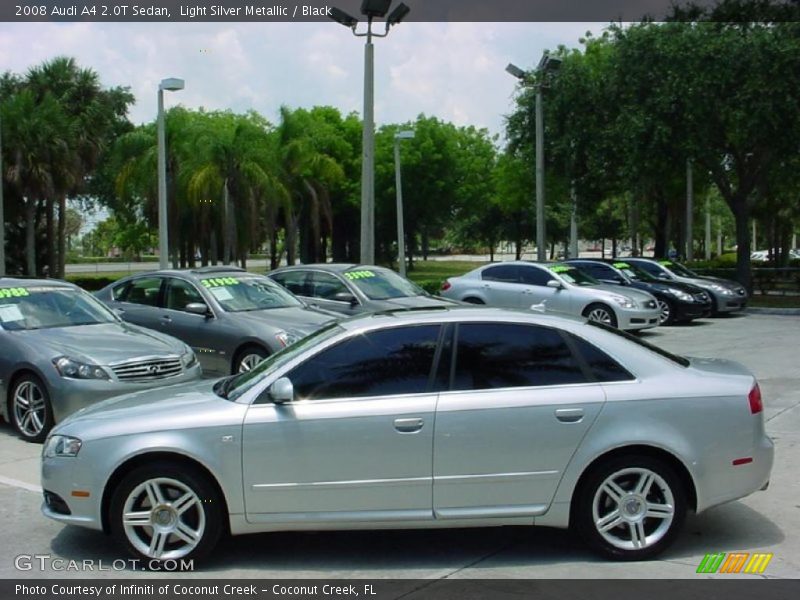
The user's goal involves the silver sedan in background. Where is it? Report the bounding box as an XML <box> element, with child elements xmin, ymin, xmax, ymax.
<box><xmin>42</xmin><ymin>307</ymin><xmax>772</xmax><ymax>563</ymax></box>
<box><xmin>0</xmin><ymin>278</ymin><xmax>201</xmax><ymax>442</ymax></box>
<box><xmin>440</xmin><ymin>261</ymin><xmax>661</xmax><ymax>330</ymax></box>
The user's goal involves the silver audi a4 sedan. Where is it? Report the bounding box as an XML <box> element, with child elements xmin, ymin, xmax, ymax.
<box><xmin>440</xmin><ymin>261</ymin><xmax>661</xmax><ymax>330</ymax></box>
<box><xmin>0</xmin><ymin>278</ymin><xmax>202</xmax><ymax>442</ymax></box>
<box><xmin>96</xmin><ymin>267</ymin><xmax>338</xmax><ymax>374</ymax></box>
<box><xmin>42</xmin><ymin>307</ymin><xmax>772</xmax><ymax>563</ymax></box>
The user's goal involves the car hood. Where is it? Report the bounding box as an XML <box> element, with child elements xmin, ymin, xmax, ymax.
<box><xmin>12</xmin><ymin>322</ymin><xmax>184</xmax><ymax>365</ymax></box>
<box><xmin>587</xmin><ymin>284</ymin><xmax>656</xmax><ymax>303</ymax></box>
<box><xmin>54</xmin><ymin>379</ymin><xmax>246</xmax><ymax>439</ymax></box>
<box><xmin>232</xmin><ymin>306</ymin><xmax>337</xmax><ymax>335</ymax></box>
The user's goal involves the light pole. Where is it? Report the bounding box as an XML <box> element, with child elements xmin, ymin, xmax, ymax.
<box><xmin>506</xmin><ymin>53</ymin><xmax>561</xmax><ymax>262</ymax></box>
<box><xmin>330</xmin><ymin>1</ymin><xmax>410</xmax><ymax>265</ymax></box>
<box><xmin>394</xmin><ymin>130</ymin><xmax>414</xmax><ymax>277</ymax></box>
<box><xmin>0</xmin><ymin>102</ymin><xmax>5</xmax><ymax>277</ymax></box>
<box><xmin>157</xmin><ymin>77</ymin><xmax>184</xmax><ymax>269</ymax></box>
<box><xmin>686</xmin><ymin>158</ymin><xmax>694</xmax><ymax>261</ymax></box>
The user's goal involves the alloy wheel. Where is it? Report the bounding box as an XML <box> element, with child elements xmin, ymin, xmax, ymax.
<box><xmin>122</xmin><ymin>477</ymin><xmax>206</xmax><ymax>560</ymax></box>
<box><xmin>657</xmin><ymin>300</ymin><xmax>672</xmax><ymax>325</ymax></box>
<box><xmin>13</xmin><ymin>381</ymin><xmax>46</xmax><ymax>438</ymax></box>
<box><xmin>238</xmin><ymin>353</ymin><xmax>264</xmax><ymax>373</ymax></box>
<box><xmin>587</xmin><ymin>307</ymin><xmax>614</xmax><ymax>325</ymax></box>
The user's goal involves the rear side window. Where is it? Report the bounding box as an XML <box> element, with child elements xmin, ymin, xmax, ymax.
<box><xmin>452</xmin><ymin>323</ymin><xmax>587</xmax><ymax>391</ymax></box>
<box><xmin>567</xmin><ymin>333</ymin><xmax>635</xmax><ymax>382</ymax></box>
<box><xmin>118</xmin><ymin>277</ymin><xmax>162</xmax><ymax>306</ymax></box>
<box><xmin>271</xmin><ymin>271</ymin><xmax>309</xmax><ymax>296</ymax></box>
<box><xmin>482</xmin><ymin>265</ymin><xmax>519</xmax><ymax>283</ymax></box>
<box><xmin>285</xmin><ymin>325</ymin><xmax>441</xmax><ymax>400</ymax></box>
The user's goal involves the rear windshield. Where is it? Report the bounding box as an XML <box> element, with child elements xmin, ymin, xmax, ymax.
<box><xmin>587</xmin><ymin>320</ymin><xmax>690</xmax><ymax>367</ymax></box>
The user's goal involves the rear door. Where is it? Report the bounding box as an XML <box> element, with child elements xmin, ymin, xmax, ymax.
<box><xmin>478</xmin><ymin>265</ymin><xmax>521</xmax><ymax>307</ymax></box>
<box><xmin>432</xmin><ymin>322</ymin><xmax>606</xmax><ymax>518</ymax></box>
<box><xmin>111</xmin><ymin>276</ymin><xmax>166</xmax><ymax>330</ymax></box>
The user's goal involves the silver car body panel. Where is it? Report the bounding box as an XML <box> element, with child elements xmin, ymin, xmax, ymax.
<box><xmin>42</xmin><ymin>308</ymin><xmax>772</xmax><ymax>537</ymax></box>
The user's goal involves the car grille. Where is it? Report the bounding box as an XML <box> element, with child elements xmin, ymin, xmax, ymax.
<box><xmin>110</xmin><ymin>357</ymin><xmax>183</xmax><ymax>382</ymax></box>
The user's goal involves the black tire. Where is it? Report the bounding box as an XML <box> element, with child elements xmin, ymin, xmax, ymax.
<box><xmin>582</xmin><ymin>303</ymin><xmax>618</xmax><ymax>328</ymax></box>
<box><xmin>573</xmin><ymin>455</ymin><xmax>687</xmax><ymax>561</ymax></box>
<box><xmin>462</xmin><ymin>297</ymin><xmax>485</xmax><ymax>305</ymax></box>
<box><xmin>109</xmin><ymin>462</ymin><xmax>224</xmax><ymax>566</ymax></box>
<box><xmin>232</xmin><ymin>345</ymin><xmax>269</xmax><ymax>374</ymax></box>
<box><xmin>9</xmin><ymin>373</ymin><xmax>54</xmax><ymax>443</ymax></box>
<box><xmin>656</xmin><ymin>297</ymin><xmax>676</xmax><ymax>326</ymax></box>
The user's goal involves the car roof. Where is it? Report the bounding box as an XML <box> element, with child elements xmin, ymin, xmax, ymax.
<box><xmin>122</xmin><ymin>267</ymin><xmax>264</xmax><ymax>280</ymax></box>
<box><xmin>272</xmin><ymin>263</ymin><xmax>386</xmax><ymax>274</ymax></box>
<box><xmin>0</xmin><ymin>277</ymin><xmax>76</xmax><ymax>289</ymax></box>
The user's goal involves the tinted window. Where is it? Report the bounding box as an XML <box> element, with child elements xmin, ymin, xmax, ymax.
<box><xmin>482</xmin><ymin>265</ymin><xmax>519</xmax><ymax>283</ymax></box>
<box><xmin>286</xmin><ymin>325</ymin><xmax>441</xmax><ymax>400</ymax></box>
<box><xmin>548</xmin><ymin>264</ymin><xmax>598</xmax><ymax>286</ymax></box>
<box><xmin>632</xmin><ymin>261</ymin><xmax>664</xmax><ymax>278</ymax></box>
<box><xmin>271</xmin><ymin>271</ymin><xmax>309</xmax><ymax>296</ymax></box>
<box><xmin>567</xmin><ymin>333</ymin><xmax>635</xmax><ymax>382</ymax></box>
<box><xmin>0</xmin><ymin>287</ymin><xmax>117</xmax><ymax>331</ymax></box>
<box><xmin>582</xmin><ymin>263</ymin><xmax>615</xmax><ymax>279</ymax></box>
<box><xmin>519</xmin><ymin>266</ymin><xmax>553</xmax><ymax>286</ymax></box>
<box><xmin>111</xmin><ymin>282</ymin><xmax>130</xmax><ymax>301</ymax></box>
<box><xmin>121</xmin><ymin>277</ymin><xmax>162</xmax><ymax>306</ymax></box>
<box><xmin>587</xmin><ymin>320</ymin><xmax>690</xmax><ymax>367</ymax></box>
<box><xmin>452</xmin><ymin>323</ymin><xmax>587</xmax><ymax>391</ymax></box>
<box><xmin>165</xmin><ymin>278</ymin><xmax>205</xmax><ymax>312</ymax></box>
<box><xmin>309</xmin><ymin>271</ymin><xmax>350</xmax><ymax>300</ymax></box>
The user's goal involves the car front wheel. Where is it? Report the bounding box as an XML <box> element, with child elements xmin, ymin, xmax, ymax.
<box><xmin>583</xmin><ymin>304</ymin><xmax>618</xmax><ymax>328</ymax></box>
<box><xmin>9</xmin><ymin>374</ymin><xmax>54</xmax><ymax>443</ymax></box>
<box><xmin>656</xmin><ymin>298</ymin><xmax>675</xmax><ymax>325</ymax></box>
<box><xmin>574</xmin><ymin>456</ymin><xmax>686</xmax><ymax>560</ymax></box>
<box><xmin>110</xmin><ymin>462</ymin><xmax>224</xmax><ymax>565</ymax></box>
<box><xmin>234</xmin><ymin>345</ymin><xmax>269</xmax><ymax>374</ymax></box>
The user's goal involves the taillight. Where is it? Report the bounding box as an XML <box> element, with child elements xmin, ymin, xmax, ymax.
<box><xmin>441</xmin><ymin>281</ymin><xmax>451</xmax><ymax>292</ymax></box>
<box><xmin>748</xmin><ymin>383</ymin><xmax>763</xmax><ymax>414</ymax></box>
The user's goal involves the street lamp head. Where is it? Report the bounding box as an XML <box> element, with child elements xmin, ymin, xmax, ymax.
<box><xmin>159</xmin><ymin>78</ymin><xmax>185</xmax><ymax>92</ymax></box>
<box><xmin>330</xmin><ymin>6</ymin><xmax>358</xmax><ymax>27</ymax></box>
<box><xmin>395</xmin><ymin>130</ymin><xmax>415</xmax><ymax>140</ymax></box>
<box><xmin>386</xmin><ymin>2</ymin><xmax>410</xmax><ymax>26</ymax></box>
<box><xmin>505</xmin><ymin>63</ymin><xmax>526</xmax><ymax>80</ymax></box>
<box><xmin>537</xmin><ymin>53</ymin><xmax>562</xmax><ymax>73</ymax></box>
<box><xmin>361</xmin><ymin>0</ymin><xmax>392</xmax><ymax>18</ymax></box>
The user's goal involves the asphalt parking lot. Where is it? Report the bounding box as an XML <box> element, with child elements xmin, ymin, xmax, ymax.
<box><xmin>0</xmin><ymin>313</ymin><xmax>798</xmax><ymax>580</ymax></box>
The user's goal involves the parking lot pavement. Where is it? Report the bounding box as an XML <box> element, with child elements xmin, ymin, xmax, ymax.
<box><xmin>0</xmin><ymin>314</ymin><xmax>798</xmax><ymax>579</ymax></box>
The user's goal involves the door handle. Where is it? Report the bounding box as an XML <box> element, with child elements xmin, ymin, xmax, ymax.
<box><xmin>393</xmin><ymin>417</ymin><xmax>424</xmax><ymax>433</ymax></box>
<box><xmin>555</xmin><ymin>408</ymin><xmax>584</xmax><ymax>423</ymax></box>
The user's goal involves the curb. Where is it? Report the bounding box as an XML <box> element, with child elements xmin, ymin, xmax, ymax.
<box><xmin>746</xmin><ymin>307</ymin><xmax>800</xmax><ymax>316</ymax></box>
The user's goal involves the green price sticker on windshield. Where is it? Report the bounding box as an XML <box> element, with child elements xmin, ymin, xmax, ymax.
<box><xmin>200</xmin><ymin>277</ymin><xmax>240</xmax><ymax>288</ymax></box>
<box><xmin>344</xmin><ymin>270</ymin><xmax>375</xmax><ymax>281</ymax></box>
<box><xmin>613</xmin><ymin>262</ymin><xmax>630</xmax><ymax>269</ymax></box>
<box><xmin>547</xmin><ymin>265</ymin><xmax>570</xmax><ymax>274</ymax></box>
<box><xmin>0</xmin><ymin>287</ymin><xmax>30</xmax><ymax>299</ymax></box>
<box><xmin>658</xmin><ymin>260</ymin><xmax>673</xmax><ymax>266</ymax></box>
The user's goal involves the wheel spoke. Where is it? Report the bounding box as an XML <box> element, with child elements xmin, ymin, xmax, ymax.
<box><xmin>144</xmin><ymin>481</ymin><xmax>165</xmax><ymax>506</ymax></box>
<box><xmin>645</xmin><ymin>502</ymin><xmax>674</xmax><ymax>520</ymax></box>
<box><xmin>172</xmin><ymin>492</ymin><xmax>198</xmax><ymax>515</ymax></box>
<box><xmin>628</xmin><ymin>521</ymin><xmax>647</xmax><ymax>549</ymax></box>
<box><xmin>602</xmin><ymin>480</ymin><xmax>626</xmax><ymax>503</ymax></box>
<box><xmin>30</xmin><ymin>410</ymin><xmax>43</xmax><ymax>431</ymax></box>
<box><xmin>635</xmin><ymin>472</ymin><xmax>655</xmax><ymax>496</ymax></box>
<box><xmin>148</xmin><ymin>531</ymin><xmax>168</xmax><ymax>558</ymax></box>
<box><xmin>123</xmin><ymin>510</ymin><xmax>152</xmax><ymax>526</ymax></box>
<box><xmin>174</xmin><ymin>521</ymin><xmax>201</xmax><ymax>545</ymax></box>
<box><xmin>596</xmin><ymin>509</ymin><xmax>623</xmax><ymax>533</ymax></box>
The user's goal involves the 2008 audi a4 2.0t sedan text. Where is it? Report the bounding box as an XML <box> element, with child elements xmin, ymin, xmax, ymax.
<box><xmin>41</xmin><ymin>307</ymin><xmax>773</xmax><ymax>564</ymax></box>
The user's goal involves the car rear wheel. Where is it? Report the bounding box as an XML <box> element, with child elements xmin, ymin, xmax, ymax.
<box><xmin>233</xmin><ymin>345</ymin><xmax>269</xmax><ymax>374</ymax></box>
<box><xmin>574</xmin><ymin>455</ymin><xmax>686</xmax><ymax>560</ymax></box>
<box><xmin>656</xmin><ymin>298</ymin><xmax>675</xmax><ymax>325</ymax></box>
<box><xmin>583</xmin><ymin>304</ymin><xmax>618</xmax><ymax>328</ymax></box>
<box><xmin>9</xmin><ymin>374</ymin><xmax>54</xmax><ymax>443</ymax></box>
<box><xmin>110</xmin><ymin>462</ymin><xmax>223</xmax><ymax>565</ymax></box>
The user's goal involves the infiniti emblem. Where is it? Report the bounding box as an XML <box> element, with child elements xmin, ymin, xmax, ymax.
<box><xmin>148</xmin><ymin>365</ymin><xmax>161</xmax><ymax>375</ymax></box>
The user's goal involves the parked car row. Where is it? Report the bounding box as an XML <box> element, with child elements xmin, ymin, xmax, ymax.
<box><xmin>439</xmin><ymin>258</ymin><xmax>746</xmax><ymax>328</ymax></box>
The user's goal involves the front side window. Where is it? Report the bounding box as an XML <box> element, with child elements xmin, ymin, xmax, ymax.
<box><xmin>199</xmin><ymin>275</ymin><xmax>302</xmax><ymax>312</ymax></box>
<box><xmin>165</xmin><ymin>278</ymin><xmax>205</xmax><ymax>312</ymax></box>
<box><xmin>271</xmin><ymin>271</ymin><xmax>309</xmax><ymax>296</ymax></box>
<box><xmin>308</xmin><ymin>271</ymin><xmax>350</xmax><ymax>300</ymax></box>
<box><xmin>659</xmin><ymin>260</ymin><xmax>697</xmax><ymax>278</ymax></box>
<box><xmin>0</xmin><ymin>286</ymin><xmax>117</xmax><ymax>331</ymax></box>
<box><xmin>519</xmin><ymin>266</ymin><xmax>554</xmax><ymax>286</ymax></box>
<box><xmin>547</xmin><ymin>264</ymin><xmax>598</xmax><ymax>287</ymax></box>
<box><xmin>285</xmin><ymin>325</ymin><xmax>441</xmax><ymax>400</ymax></box>
<box><xmin>121</xmin><ymin>277</ymin><xmax>163</xmax><ymax>306</ymax></box>
<box><xmin>452</xmin><ymin>322</ymin><xmax>587</xmax><ymax>391</ymax></box>
<box><xmin>633</xmin><ymin>261</ymin><xmax>667</xmax><ymax>278</ymax></box>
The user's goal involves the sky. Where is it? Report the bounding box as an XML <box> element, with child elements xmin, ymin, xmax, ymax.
<box><xmin>0</xmin><ymin>21</ymin><xmax>607</xmax><ymax>139</ymax></box>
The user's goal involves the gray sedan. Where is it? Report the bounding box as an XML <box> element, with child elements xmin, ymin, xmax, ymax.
<box><xmin>268</xmin><ymin>263</ymin><xmax>457</xmax><ymax>316</ymax></box>
<box><xmin>440</xmin><ymin>261</ymin><xmax>661</xmax><ymax>330</ymax></box>
<box><xmin>0</xmin><ymin>278</ymin><xmax>201</xmax><ymax>442</ymax></box>
<box><xmin>42</xmin><ymin>307</ymin><xmax>772</xmax><ymax>563</ymax></box>
<box><xmin>96</xmin><ymin>267</ymin><xmax>338</xmax><ymax>374</ymax></box>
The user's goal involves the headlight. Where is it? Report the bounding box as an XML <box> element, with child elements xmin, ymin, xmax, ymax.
<box><xmin>610</xmin><ymin>295</ymin><xmax>636</xmax><ymax>309</ymax></box>
<box><xmin>275</xmin><ymin>331</ymin><xmax>299</xmax><ymax>348</ymax></box>
<box><xmin>43</xmin><ymin>435</ymin><xmax>82</xmax><ymax>458</ymax></box>
<box><xmin>181</xmin><ymin>349</ymin><xmax>198</xmax><ymax>368</ymax></box>
<box><xmin>53</xmin><ymin>357</ymin><xmax>109</xmax><ymax>380</ymax></box>
<box><xmin>666</xmin><ymin>288</ymin><xmax>693</xmax><ymax>302</ymax></box>
<box><xmin>707</xmin><ymin>283</ymin><xmax>734</xmax><ymax>295</ymax></box>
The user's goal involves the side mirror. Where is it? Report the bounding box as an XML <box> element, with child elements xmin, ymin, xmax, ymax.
<box><xmin>546</xmin><ymin>280</ymin><xmax>563</xmax><ymax>290</ymax></box>
<box><xmin>185</xmin><ymin>302</ymin><xmax>210</xmax><ymax>317</ymax></box>
<box><xmin>269</xmin><ymin>377</ymin><xmax>294</xmax><ymax>404</ymax></box>
<box><xmin>333</xmin><ymin>291</ymin><xmax>357</xmax><ymax>306</ymax></box>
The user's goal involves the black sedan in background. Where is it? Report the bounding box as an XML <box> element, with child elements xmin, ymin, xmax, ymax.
<box><xmin>566</xmin><ymin>259</ymin><xmax>712</xmax><ymax>325</ymax></box>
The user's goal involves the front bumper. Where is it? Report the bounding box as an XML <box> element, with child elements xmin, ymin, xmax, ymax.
<box><xmin>41</xmin><ymin>451</ymin><xmax>104</xmax><ymax>531</ymax></box>
<box><xmin>616</xmin><ymin>306</ymin><xmax>661</xmax><ymax>331</ymax></box>
<box><xmin>49</xmin><ymin>363</ymin><xmax>202</xmax><ymax>423</ymax></box>
<box><xmin>672</xmin><ymin>299</ymin><xmax>714</xmax><ymax>321</ymax></box>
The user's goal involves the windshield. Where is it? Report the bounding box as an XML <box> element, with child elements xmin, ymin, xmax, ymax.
<box><xmin>344</xmin><ymin>267</ymin><xmax>426</xmax><ymax>300</ymax></box>
<box><xmin>222</xmin><ymin>323</ymin><xmax>345</xmax><ymax>401</ymax></box>
<box><xmin>548</xmin><ymin>264</ymin><xmax>599</xmax><ymax>286</ymax></box>
<box><xmin>587</xmin><ymin>320</ymin><xmax>690</xmax><ymax>367</ymax></box>
<box><xmin>200</xmin><ymin>275</ymin><xmax>303</xmax><ymax>312</ymax></box>
<box><xmin>611</xmin><ymin>261</ymin><xmax>655</xmax><ymax>283</ymax></box>
<box><xmin>0</xmin><ymin>286</ymin><xmax>118</xmax><ymax>331</ymax></box>
<box><xmin>658</xmin><ymin>260</ymin><xmax>697</xmax><ymax>278</ymax></box>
